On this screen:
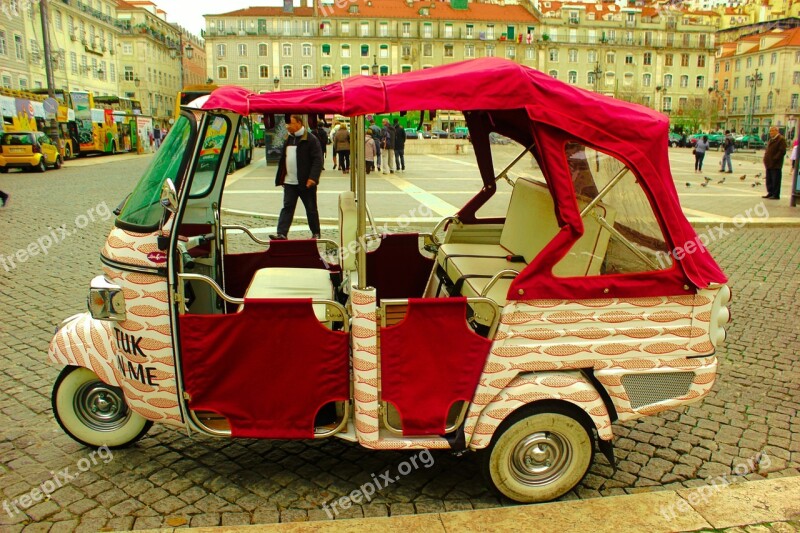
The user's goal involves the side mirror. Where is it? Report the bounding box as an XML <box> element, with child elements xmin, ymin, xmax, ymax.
<box><xmin>160</xmin><ymin>179</ymin><xmax>177</xmax><ymax>213</ymax></box>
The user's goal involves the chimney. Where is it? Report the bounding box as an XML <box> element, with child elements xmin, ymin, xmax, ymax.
<box><xmin>283</xmin><ymin>0</ymin><xmax>293</xmax><ymax>13</ymax></box>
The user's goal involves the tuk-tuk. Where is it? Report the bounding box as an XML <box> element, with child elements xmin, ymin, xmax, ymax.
<box><xmin>48</xmin><ymin>58</ymin><xmax>730</xmax><ymax>503</ymax></box>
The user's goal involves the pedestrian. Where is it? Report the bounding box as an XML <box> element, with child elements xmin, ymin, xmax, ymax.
<box><xmin>313</xmin><ymin>123</ymin><xmax>329</xmax><ymax>170</ymax></box>
<box><xmin>365</xmin><ymin>130</ymin><xmax>376</xmax><ymax>174</ymax></box>
<box><xmin>0</xmin><ymin>190</ymin><xmax>8</xmax><ymax>207</ymax></box>
<box><xmin>330</xmin><ymin>121</ymin><xmax>341</xmax><ymax>170</ymax></box>
<box><xmin>694</xmin><ymin>135</ymin><xmax>709</xmax><ymax>172</ymax></box>
<box><xmin>153</xmin><ymin>126</ymin><xmax>162</xmax><ymax>150</ymax></box>
<box><xmin>790</xmin><ymin>140</ymin><xmax>798</xmax><ymax>171</ymax></box>
<box><xmin>369</xmin><ymin>118</ymin><xmax>383</xmax><ymax>172</ymax></box>
<box><xmin>381</xmin><ymin>118</ymin><xmax>395</xmax><ymax>174</ymax></box>
<box><xmin>333</xmin><ymin>123</ymin><xmax>350</xmax><ymax>174</ymax></box>
<box><xmin>269</xmin><ymin>114</ymin><xmax>323</xmax><ymax>240</ymax></box>
<box><xmin>720</xmin><ymin>130</ymin><xmax>734</xmax><ymax>173</ymax></box>
<box><xmin>394</xmin><ymin>119</ymin><xmax>406</xmax><ymax>172</ymax></box>
<box><xmin>762</xmin><ymin>126</ymin><xmax>787</xmax><ymax>200</ymax></box>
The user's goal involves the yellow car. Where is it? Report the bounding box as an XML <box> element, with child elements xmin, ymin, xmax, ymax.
<box><xmin>0</xmin><ymin>131</ymin><xmax>63</xmax><ymax>173</ymax></box>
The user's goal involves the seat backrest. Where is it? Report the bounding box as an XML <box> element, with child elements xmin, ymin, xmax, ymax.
<box><xmin>499</xmin><ymin>178</ymin><xmax>560</xmax><ymax>263</ymax></box>
<box><xmin>552</xmin><ymin>201</ymin><xmax>616</xmax><ymax>277</ymax></box>
<box><xmin>338</xmin><ymin>191</ymin><xmax>358</xmax><ymax>272</ymax></box>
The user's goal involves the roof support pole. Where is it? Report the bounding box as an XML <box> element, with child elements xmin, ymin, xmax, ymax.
<box><xmin>353</xmin><ymin>115</ymin><xmax>368</xmax><ymax>290</ymax></box>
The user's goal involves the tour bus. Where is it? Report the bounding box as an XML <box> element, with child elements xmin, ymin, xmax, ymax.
<box><xmin>47</xmin><ymin>59</ymin><xmax>730</xmax><ymax>504</ymax></box>
<box><xmin>1</xmin><ymin>88</ymin><xmax>77</xmax><ymax>159</ymax></box>
<box><xmin>177</xmin><ymin>85</ymin><xmax>253</xmax><ymax>171</ymax></box>
<box><xmin>94</xmin><ymin>96</ymin><xmax>142</xmax><ymax>152</ymax></box>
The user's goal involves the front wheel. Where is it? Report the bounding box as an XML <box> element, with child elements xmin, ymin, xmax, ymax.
<box><xmin>480</xmin><ymin>404</ymin><xmax>594</xmax><ymax>503</ymax></box>
<box><xmin>52</xmin><ymin>366</ymin><xmax>152</xmax><ymax>448</ymax></box>
<box><xmin>53</xmin><ymin>156</ymin><xmax>63</xmax><ymax>169</ymax></box>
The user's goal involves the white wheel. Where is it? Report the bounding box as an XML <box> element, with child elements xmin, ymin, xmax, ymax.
<box><xmin>481</xmin><ymin>404</ymin><xmax>594</xmax><ymax>503</ymax></box>
<box><xmin>52</xmin><ymin>366</ymin><xmax>152</xmax><ymax>448</ymax></box>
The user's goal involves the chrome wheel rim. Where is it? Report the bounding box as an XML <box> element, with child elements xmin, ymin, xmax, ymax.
<box><xmin>74</xmin><ymin>381</ymin><xmax>131</xmax><ymax>432</ymax></box>
<box><xmin>509</xmin><ymin>431</ymin><xmax>572</xmax><ymax>487</ymax></box>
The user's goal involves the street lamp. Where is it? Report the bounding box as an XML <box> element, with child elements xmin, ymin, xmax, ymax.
<box><xmin>746</xmin><ymin>69</ymin><xmax>763</xmax><ymax>146</ymax></box>
<box><xmin>273</xmin><ymin>77</ymin><xmax>280</xmax><ymax>90</ymax></box>
<box><xmin>591</xmin><ymin>63</ymin><xmax>603</xmax><ymax>93</ymax></box>
<box><xmin>372</xmin><ymin>54</ymin><xmax>379</xmax><ymax>76</ymax></box>
<box><xmin>656</xmin><ymin>84</ymin><xmax>669</xmax><ymax>114</ymax></box>
<box><xmin>134</xmin><ymin>76</ymin><xmax>140</xmax><ymax>87</ymax></box>
<box><xmin>170</xmin><ymin>41</ymin><xmax>194</xmax><ymax>89</ymax></box>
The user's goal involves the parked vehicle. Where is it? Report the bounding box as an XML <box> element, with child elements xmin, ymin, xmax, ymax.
<box><xmin>430</xmin><ymin>128</ymin><xmax>449</xmax><ymax>138</ymax></box>
<box><xmin>668</xmin><ymin>132</ymin><xmax>684</xmax><ymax>147</ymax></box>
<box><xmin>0</xmin><ymin>131</ymin><xmax>63</xmax><ymax>172</ymax></box>
<box><xmin>734</xmin><ymin>135</ymin><xmax>766</xmax><ymax>149</ymax></box>
<box><xmin>489</xmin><ymin>132</ymin><xmax>512</xmax><ymax>145</ymax></box>
<box><xmin>451</xmin><ymin>127</ymin><xmax>469</xmax><ymax>139</ymax></box>
<box><xmin>404</xmin><ymin>128</ymin><xmax>420</xmax><ymax>139</ymax></box>
<box><xmin>47</xmin><ymin>58</ymin><xmax>730</xmax><ymax>505</ymax></box>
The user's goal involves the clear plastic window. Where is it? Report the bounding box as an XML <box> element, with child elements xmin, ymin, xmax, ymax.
<box><xmin>556</xmin><ymin>142</ymin><xmax>672</xmax><ymax>275</ymax></box>
<box><xmin>191</xmin><ymin>114</ymin><xmax>231</xmax><ymax>197</ymax></box>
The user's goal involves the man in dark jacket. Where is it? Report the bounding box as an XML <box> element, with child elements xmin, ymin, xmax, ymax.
<box><xmin>270</xmin><ymin>115</ymin><xmax>323</xmax><ymax>239</ymax></box>
<box><xmin>393</xmin><ymin>119</ymin><xmax>406</xmax><ymax>172</ymax></box>
<box><xmin>369</xmin><ymin>118</ymin><xmax>383</xmax><ymax>171</ymax></box>
<box><xmin>762</xmin><ymin>126</ymin><xmax>787</xmax><ymax>200</ymax></box>
<box><xmin>381</xmin><ymin>118</ymin><xmax>395</xmax><ymax>174</ymax></box>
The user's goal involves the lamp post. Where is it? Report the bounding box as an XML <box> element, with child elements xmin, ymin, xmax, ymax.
<box><xmin>591</xmin><ymin>63</ymin><xmax>603</xmax><ymax>93</ymax></box>
<box><xmin>372</xmin><ymin>54</ymin><xmax>379</xmax><ymax>76</ymax></box>
<box><xmin>273</xmin><ymin>77</ymin><xmax>280</xmax><ymax>91</ymax></box>
<box><xmin>745</xmin><ymin>69</ymin><xmax>763</xmax><ymax>147</ymax></box>
<box><xmin>656</xmin><ymin>84</ymin><xmax>668</xmax><ymax>114</ymax></box>
<box><xmin>169</xmin><ymin>41</ymin><xmax>194</xmax><ymax>89</ymax></box>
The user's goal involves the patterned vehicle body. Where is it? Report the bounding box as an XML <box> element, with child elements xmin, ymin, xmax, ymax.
<box><xmin>47</xmin><ymin>58</ymin><xmax>731</xmax><ymax>502</ymax></box>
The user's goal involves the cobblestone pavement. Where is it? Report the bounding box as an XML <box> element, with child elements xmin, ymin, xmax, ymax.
<box><xmin>0</xmin><ymin>157</ymin><xmax>798</xmax><ymax>531</ymax></box>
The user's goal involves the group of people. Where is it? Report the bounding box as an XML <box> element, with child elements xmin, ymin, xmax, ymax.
<box><xmin>269</xmin><ymin>115</ymin><xmax>410</xmax><ymax>240</ymax></box>
<box><xmin>692</xmin><ymin>126</ymin><xmax>793</xmax><ymax>200</ymax></box>
<box><xmin>320</xmin><ymin>118</ymin><xmax>408</xmax><ymax>175</ymax></box>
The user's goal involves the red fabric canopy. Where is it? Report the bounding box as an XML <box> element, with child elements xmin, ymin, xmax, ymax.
<box><xmin>201</xmin><ymin>58</ymin><xmax>726</xmax><ymax>290</ymax></box>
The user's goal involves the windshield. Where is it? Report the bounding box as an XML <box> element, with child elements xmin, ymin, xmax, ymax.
<box><xmin>117</xmin><ymin>115</ymin><xmax>193</xmax><ymax>229</ymax></box>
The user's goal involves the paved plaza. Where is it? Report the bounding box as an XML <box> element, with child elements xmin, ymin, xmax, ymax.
<box><xmin>0</xmin><ymin>148</ymin><xmax>797</xmax><ymax>531</ymax></box>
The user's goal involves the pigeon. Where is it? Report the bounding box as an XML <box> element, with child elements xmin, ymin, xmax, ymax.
<box><xmin>755</xmin><ymin>172</ymin><xmax>762</xmax><ymax>179</ymax></box>
<box><xmin>701</xmin><ymin>181</ymin><xmax>709</xmax><ymax>187</ymax></box>
<box><xmin>717</xmin><ymin>177</ymin><xmax>726</xmax><ymax>184</ymax></box>
<box><xmin>739</xmin><ymin>174</ymin><xmax>747</xmax><ymax>181</ymax></box>
<box><xmin>704</xmin><ymin>176</ymin><xmax>712</xmax><ymax>184</ymax></box>
<box><xmin>752</xmin><ymin>181</ymin><xmax>762</xmax><ymax>187</ymax></box>
<box><xmin>685</xmin><ymin>182</ymin><xmax>691</xmax><ymax>187</ymax></box>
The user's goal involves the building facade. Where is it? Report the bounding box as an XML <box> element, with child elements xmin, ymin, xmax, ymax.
<box><xmin>714</xmin><ymin>27</ymin><xmax>800</xmax><ymax>138</ymax></box>
<box><xmin>201</xmin><ymin>0</ymin><xmax>716</xmax><ymax>129</ymax></box>
<box><xmin>0</xmin><ymin>0</ymin><xmax>202</xmax><ymax>123</ymax></box>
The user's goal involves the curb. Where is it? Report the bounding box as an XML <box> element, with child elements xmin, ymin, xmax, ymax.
<box><xmin>130</xmin><ymin>476</ymin><xmax>800</xmax><ymax>532</ymax></box>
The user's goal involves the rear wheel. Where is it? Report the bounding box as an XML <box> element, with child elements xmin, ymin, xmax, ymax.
<box><xmin>481</xmin><ymin>404</ymin><xmax>594</xmax><ymax>503</ymax></box>
<box><xmin>65</xmin><ymin>144</ymin><xmax>73</xmax><ymax>159</ymax></box>
<box><xmin>52</xmin><ymin>366</ymin><xmax>152</xmax><ymax>448</ymax></box>
<box><xmin>53</xmin><ymin>156</ymin><xmax>63</xmax><ymax>169</ymax></box>
<box><xmin>0</xmin><ymin>168</ymin><xmax>7</xmax><ymax>174</ymax></box>
<box><xmin>36</xmin><ymin>158</ymin><xmax>47</xmax><ymax>173</ymax></box>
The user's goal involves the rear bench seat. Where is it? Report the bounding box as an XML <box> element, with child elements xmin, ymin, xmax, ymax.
<box><xmin>436</xmin><ymin>178</ymin><xmax>615</xmax><ymax>311</ymax></box>
<box><xmin>243</xmin><ymin>268</ymin><xmax>334</xmax><ymax>322</ymax></box>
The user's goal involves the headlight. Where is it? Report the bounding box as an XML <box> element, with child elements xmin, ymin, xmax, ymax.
<box><xmin>87</xmin><ymin>275</ymin><xmax>126</xmax><ymax>321</ymax></box>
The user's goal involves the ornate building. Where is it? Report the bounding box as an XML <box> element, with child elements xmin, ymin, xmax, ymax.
<box><xmin>714</xmin><ymin>27</ymin><xmax>800</xmax><ymax>138</ymax></box>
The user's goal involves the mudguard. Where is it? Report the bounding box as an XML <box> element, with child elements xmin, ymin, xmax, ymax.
<box><xmin>49</xmin><ymin>312</ymin><xmax>120</xmax><ymax>387</ymax></box>
<box><xmin>466</xmin><ymin>371</ymin><xmax>614</xmax><ymax>450</ymax></box>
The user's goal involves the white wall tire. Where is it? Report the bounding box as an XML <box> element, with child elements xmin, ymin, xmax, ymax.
<box><xmin>481</xmin><ymin>404</ymin><xmax>594</xmax><ymax>503</ymax></box>
<box><xmin>52</xmin><ymin>366</ymin><xmax>152</xmax><ymax>448</ymax></box>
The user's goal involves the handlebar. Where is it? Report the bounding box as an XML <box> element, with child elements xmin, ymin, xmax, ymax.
<box><xmin>177</xmin><ymin>233</ymin><xmax>215</xmax><ymax>270</ymax></box>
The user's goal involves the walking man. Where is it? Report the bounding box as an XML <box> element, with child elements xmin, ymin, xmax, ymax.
<box><xmin>270</xmin><ymin>115</ymin><xmax>323</xmax><ymax>240</ymax></box>
<box><xmin>381</xmin><ymin>118</ymin><xmax>395</xmax><ymax>174</ymax></box>
<box><xmin>720</xmin><ymin>130</ymin><xmax>734</xmax><ymax>173</ymax></box>
<box><xmin>153</xmin><ymin>126</ymin><xmax>162</xmax><ymax>150</ymax></box>
<box><xmin>369</xmin><ymin>118</ymin><xmax>383</xmax><ymax>172</ymax></box>
<box><xmin>394</xmin><ymin>119</ymin><xmax>406</xmax><ymax>172</ymax></box>
<box><xmin>0</xmin><ymin>190</ymin><xmax>8</xmax><ymax>207</ymax></box>
<box><xmin>762</xmin><ymin>126</ymin><xmax>787</xmax><ymax>200</ymax></box>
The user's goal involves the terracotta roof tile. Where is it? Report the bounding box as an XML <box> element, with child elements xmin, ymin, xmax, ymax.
<box><xmin>209</xmin><ymin>1</ymin><xmax>538</xmax><ymax>23</ymax></box>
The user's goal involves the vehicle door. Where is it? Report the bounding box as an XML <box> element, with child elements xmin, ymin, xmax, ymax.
<box><xmin>38</xmin><ymin>133</ymin><xmax>59</xmax><ymax>165</ymax></box>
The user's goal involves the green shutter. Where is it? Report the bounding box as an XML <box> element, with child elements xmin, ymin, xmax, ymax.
<box><xmin>507</xmin><ymin>26</ymin><xmax>515</xmax><ymax>40</ymax></box>
<box><xmin>322</xmin><ymin>44</ymin><xmax>331</xmax><ymax>54</ymax></box>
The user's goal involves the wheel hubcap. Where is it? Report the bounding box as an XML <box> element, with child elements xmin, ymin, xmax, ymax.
<box><xmin>74</xmin><ymin>381</ymin><xmax>131</xmax><ymax>432</ymax></box>
<box><xmin>509</xmin><ymin>431</ymin><xmax>572</xmax><ymax>487</ymax></box>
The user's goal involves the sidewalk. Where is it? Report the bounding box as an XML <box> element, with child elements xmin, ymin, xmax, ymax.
<box><xmin>132</xmin><ymin>476</ymin><xmax>799</xmax><ymax>533</ymax></box>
